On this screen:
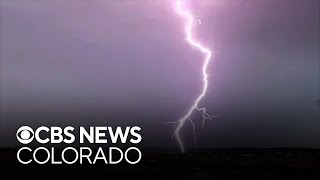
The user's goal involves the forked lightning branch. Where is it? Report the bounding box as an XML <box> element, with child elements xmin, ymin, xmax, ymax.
<box><xmin>173</xmin><ymin>0</ymin><xmax>216</xmax><ymax>153</ymax></box>
<box><xmin>16</xmin><ymin>126</ymin><xmax>142</xmax><ymax>165</ymax></box>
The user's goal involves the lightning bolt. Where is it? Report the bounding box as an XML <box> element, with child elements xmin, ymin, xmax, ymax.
<box><xmin>173</xmin><ymin>0</ymin><xmax>216</xmax><ymax>153</ymax></box>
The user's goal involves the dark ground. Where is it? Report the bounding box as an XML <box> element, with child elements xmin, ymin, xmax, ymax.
<box><xmin>0</xmin><ymin>148</ymin><xmax>319</xmax><ymax>179</ymax></box>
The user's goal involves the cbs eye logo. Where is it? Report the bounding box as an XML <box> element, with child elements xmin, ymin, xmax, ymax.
<box><xmin>16</xmin><ymin>126</ymin><xmax>34</xmax><ymax>144</ymax></box>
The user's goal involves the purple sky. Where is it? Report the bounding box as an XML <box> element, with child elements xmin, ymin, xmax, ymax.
<box><xmin>0</xmin><ymin>0</ymin><xmax>319</xmax><ymax>149</ymax></box>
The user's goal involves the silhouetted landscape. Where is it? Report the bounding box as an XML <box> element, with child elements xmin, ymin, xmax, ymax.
<box><xmin>1</xmin><ymin>148</ymin><xmax>319</xmax><ymax>179</ymax></box>
<box><xmin>1</xmin><ymin>1</ymin><xmax>319</xmax><ymax>179</ymax></box>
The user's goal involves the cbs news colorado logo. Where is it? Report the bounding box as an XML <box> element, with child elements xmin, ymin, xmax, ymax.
<box><xmin>16</xmin><ymin>126</ymin><xmax>142</xmax><ymax>165</ymax></box>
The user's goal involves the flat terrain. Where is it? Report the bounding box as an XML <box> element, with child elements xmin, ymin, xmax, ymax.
<box><xmin>1</xmin><ymin>148</ymin><xmax>319</xmax><ymax>179</ymax></box>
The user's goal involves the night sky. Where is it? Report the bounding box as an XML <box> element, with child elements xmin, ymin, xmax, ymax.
<box><xmin>0</xmin><ymin>0</ymin><xmax>319</xmax><ymax>150</ymax></box>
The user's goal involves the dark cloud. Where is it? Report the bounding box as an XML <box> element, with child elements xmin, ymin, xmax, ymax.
<box><xmin>0</xmin><ymin>0</ymin><xmax>319</xmax><ymax>149</ymax></box>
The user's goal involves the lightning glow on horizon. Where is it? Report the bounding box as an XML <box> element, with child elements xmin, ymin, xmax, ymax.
<box><xmin>174</xmin><ymin>0</ymin><xmax>217</xmax><ymax>153</ymax></box>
